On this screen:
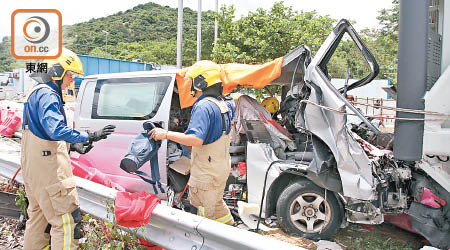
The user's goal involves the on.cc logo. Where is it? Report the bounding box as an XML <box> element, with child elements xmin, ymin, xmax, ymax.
<box><xmin>11</xmin><ymin>9</ymin><xmax>62</xmax><ymax>59</ymax></box>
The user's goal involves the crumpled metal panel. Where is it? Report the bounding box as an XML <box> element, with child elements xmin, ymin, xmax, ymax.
<box><xmin>246</xmin><ymin>142</ymin><xmax>281</xmax><ymax>217</ymax></box>
<box><xmin>409</xmin><ymin>202</ymin><xmax>450</xmax><ymax>249</ymax></box>
<box><xmin>233</xmin><ymin>95</ymin><xmax>296</xmax><ymax>151</ymax></box>
<box><xmin>303</xmin><ymin>70</ymin><xmax>375</xmax><ymax>200</ymax></box>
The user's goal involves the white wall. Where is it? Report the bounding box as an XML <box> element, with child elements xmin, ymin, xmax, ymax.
<box><xmin>442</xmin><ymin>0</ymin><xmax>450</xmax><ymax>72</ymax></box>
<box><xmin>0</xmin><ymin>74</ymin><xmax>8</xmax><ymax>85</ymax></box>
<box><xmin>12</xmin><ymin>68</ymin><xmax>37</xmax><ymax>94</ymax></box>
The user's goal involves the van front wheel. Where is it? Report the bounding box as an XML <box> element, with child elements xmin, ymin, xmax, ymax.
<box><xmin>276</xmin><ymin>179</ymin><xmax>342</xmax><ymax>240</ymax></box>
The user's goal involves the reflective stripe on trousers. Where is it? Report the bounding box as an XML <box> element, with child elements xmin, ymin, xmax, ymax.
<box><xmin>22</xmin><ymin>129</ymin><xmax>80</xmax><ymax>250</ymax></box>
<box><xmin>62</xmin><ymin>212</ymin><xmax>72</xmax><ymax>250</ymax></box>
<box><xmin>197</xmin><ymin>205</ymin><xmax>233</xmax><ymax>224</ymax></box>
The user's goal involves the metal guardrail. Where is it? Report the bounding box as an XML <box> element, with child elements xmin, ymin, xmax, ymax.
<box><xmin>0</xmin><ymin>156</ymin><xmax>305</xmax><ymax>250</ymax></box>
<box><xmin>0</xmin><ymin>191</ymin><xmax>21</xmax><ymax>219</ymax></box>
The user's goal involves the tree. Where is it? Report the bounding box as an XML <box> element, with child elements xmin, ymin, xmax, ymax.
<box><xmin>211</xmin><ymin>1</ymin><xmax>337</xmax><ymax>99</ymax></box>
<box><xmin>360</xmin><ymin>0</ymin><xmax>399</xmax><ymax>84</ymax></box>
<box><xmin>212</xmin><ymin>2</ymin><xmax>336</xmax><ymax>64</ymax></box>
<box><xmin>377</xmin><ymin>0</ymin><xmax>399</xmax><ymax>40</ymax></box>
<box><xmin>0</xmin><ymin>37</ymin><xmax>24</xmax><ymax>72</ymax></box>
<box><xmin>212</xmin><ymin>0</ymin><xmax>399</xmax><ymax>87</ymax></box>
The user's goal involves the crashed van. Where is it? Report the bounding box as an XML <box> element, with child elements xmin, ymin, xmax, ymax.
<box><xmin>73</xmin><ymin>19</ymin><xmax>450</xmax><ymax>248</ymax></box>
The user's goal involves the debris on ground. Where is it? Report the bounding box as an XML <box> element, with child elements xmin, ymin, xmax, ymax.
<box><xmin>265</xmin><ymin>229</ymin><xmax>317</xmax><ymax>250</ymax></box>
<box><xmin>0</xmin><ymin>177</ymin><xmax>25</xmax><ymax>249</ymax></box>
<box><xmin>0</xmin><ymin>216</ymin><xmax>24</xmax><ymax>249</ymax></box>
<box><xmin>0</xmin><ymin>175</ymin><xmax>21</xmax><ymax>193</ymax></box>
<box><xmin>79</xmin><ymin>212</ymin><xmax>150</xmax><ymax>250</ymax></box>
<box><xmin>419</xmin><ymin>246</ymin><xmax>440</xmax><ymax>250</ymax></box>
<box><xmin>0</xmin><ymin>136</ymin><xmax>21</xmax><ymax>156</ymax></box>
<box><xmin>237</xmin><ymin>201</ymin><xmax>275</xmax><ymax>231</ymax></box>
<box><xmin>264</xmin><ymin>222</ymin><xmax>430</xmax><ymax>250</ymax></box>
<box><xmin>315</xmin><ymin>240</ymin><xmax>342</xmax><ymax>250</ymax></box>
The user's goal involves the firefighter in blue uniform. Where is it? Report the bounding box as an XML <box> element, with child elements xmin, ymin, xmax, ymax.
<box><xmin>23</xmin><ymin>48</ymin><xmax>115</xmax><ymax>250</ymax></box>
<box><xmin>150</xmin><ymin>60</ymin><xmax>235</xmax><ymax>225</ymax></box>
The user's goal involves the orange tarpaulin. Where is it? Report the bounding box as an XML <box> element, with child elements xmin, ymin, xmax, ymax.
<box><xmin>176</xmin><ymin>57</ymin><xmax>283</xmax><ymax>109</ymax></box>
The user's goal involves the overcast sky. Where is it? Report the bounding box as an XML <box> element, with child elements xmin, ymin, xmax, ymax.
<box><xmin>1</xmin><ymin>0</ymin><xmax>394</xmax><ymax>40</ymax></box>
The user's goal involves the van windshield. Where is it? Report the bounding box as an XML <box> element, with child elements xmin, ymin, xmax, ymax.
<box><xmin>92</xmin><ymin>76</ymin><xmax>171</xmax><ymax>120</ymax></box>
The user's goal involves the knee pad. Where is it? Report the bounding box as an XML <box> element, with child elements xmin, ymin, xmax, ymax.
<box><xmin>71</xmin><ymin>208</ymin><xmax>82</xmax><ymax>239</ymax></box>
<box><xmin>44</xmin><ymin>223</ymin><xmax>51</xmax><ymax>234</ymax></box>
<box><xmin>44</xmin><ymin>223</ymin><xmax>52</xmax><ymax>246</ymax></box>
<box><xmin>189</xmin><ymin>204</ymin><xmax>198</xmax><ymax>215</ymax></box>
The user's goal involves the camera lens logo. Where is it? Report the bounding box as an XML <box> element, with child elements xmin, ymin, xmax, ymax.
<box><xmin>23</xmin><ymin>16</ymin><xmax>50</xmax><ymax>44</ymax></box>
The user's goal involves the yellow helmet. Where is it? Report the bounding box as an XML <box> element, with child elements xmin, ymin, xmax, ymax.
<box><xmin>261</xmin><ymin>97</ymin><xmax>279</xmax><ymax>114</ymax></box>
<box><xmin>45</xmin><ymin>48</ymin><xmax>84</xmax><ymax>81</ymax></box>
<box><xmin>186</xmin><ymin>60</ymin><xmax>221</xmax><ymax>92</ymax></box>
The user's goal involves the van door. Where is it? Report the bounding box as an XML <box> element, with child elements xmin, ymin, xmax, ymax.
<box><xmin>303</xmin><ymin>19</ymin><xmax>379</xmax><ymax>200</ymax></box>
<box><xmin>73</xmin><ymin>74</ymin><xmax>175</xmax><ymax>194</ymax></box>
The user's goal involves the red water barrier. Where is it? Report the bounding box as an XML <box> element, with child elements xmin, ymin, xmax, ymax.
<box><xmin>114</xmin><ymin>191</ymin><xmax>160</xmax><ymax>228</ymax></box>
<box><xmin>138</xmin><ymin>238</ymin><xmax>165</xmax><ymax>250</ymax></box>
<box><xmin>0</xmin><ymin>111</ymin><xmax>21</xmax><ymax>137</ymax></box>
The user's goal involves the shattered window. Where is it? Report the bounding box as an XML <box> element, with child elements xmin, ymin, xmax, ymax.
<box><xmin>92</xmin><ymin>76</ymin><xmax>171</xmax><ymax>120</ymax></box>
<box><xmin>326</xmin><ymin>33</ymin><xmax>371</xmax><ymax>83</ymax></box>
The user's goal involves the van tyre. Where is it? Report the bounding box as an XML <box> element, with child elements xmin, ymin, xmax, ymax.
<box><xmin>276</xmin><ymin>179</ymin><xmax>342</xmax><ymax>240</ymax></box>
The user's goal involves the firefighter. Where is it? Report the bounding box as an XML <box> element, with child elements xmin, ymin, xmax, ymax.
<box><xmin>261</xmin><ymin>96</ymin><xmax>279</xmax><ymax>115</ymax></box>
<box><xmin>23</xmin><ymin>48</ymin><xmax>115</xmax><ymax>250</ymax></box>
<box><xmin>149</xmin><ymin>60</ymin><xmax>234</xmax><ymax>225</ymax></box>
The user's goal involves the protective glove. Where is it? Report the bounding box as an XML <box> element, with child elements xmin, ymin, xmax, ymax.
<box><xmin>88</xmin><ymin>125</ymin><xmax>116</xmax><ymax>143</ymax></box>
<box><xmin>70</xmin><ymin>143</ymin><xmax>94</xmax><ymax>154</ymax></box>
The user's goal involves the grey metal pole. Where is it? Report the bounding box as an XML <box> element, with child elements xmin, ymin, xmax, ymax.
<box><xmin>102</xmin><ymin>30</ymin><xmax>109</xmax><ymax>58</ymax></box>
<box><xmin>177</xmin><ymin>0</ymin><xmax>183</xmax><ymax>69</ymax></box>
<box><xmin>214</xmin><ymin>0</ymin><xmax>218</xmax><ymax>46</ymax></box>
<box><xmin>393</xmin><ymin>0</ymin><xmax>428</xmax><ymax>161</ymax></box>
<box><xmin>197</xmin><ymin>0</ymin><xmax>202</xmax><ymax>61</ymax></box>
<box><xmin>105</xmin><ymin>33</ymin><xmax>108</xmax><ymax>57</ymax></box>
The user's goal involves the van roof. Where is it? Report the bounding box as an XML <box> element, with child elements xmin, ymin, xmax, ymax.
<box><xmin>83</xmin><ymin>69</ymin><xmax>179</xmax><ymax>80</ymax></box>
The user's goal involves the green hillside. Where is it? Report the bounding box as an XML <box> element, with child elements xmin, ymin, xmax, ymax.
<box><xmin>66</xmin><ymin>2</ymin><xmax>215</xmax><ymax>65</ymax></box>
<box><xmin>68</xmin><ymin>2</ymin><xmax>213</xmax><ymax>44</ymax></box>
